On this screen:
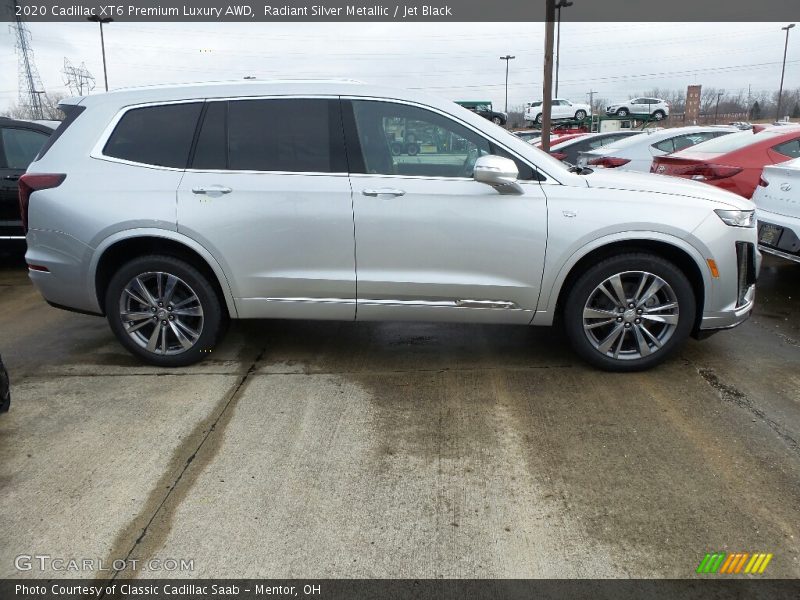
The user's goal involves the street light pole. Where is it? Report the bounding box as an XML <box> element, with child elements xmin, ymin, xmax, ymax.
<box><xmin>777</xmin><ymin>23</ymin><xmax>795</xmax><ymax>121</ymax></box>
<box><xmin>499</xmin><ymin>55</ymin><xmax>515</xmax><ymax>113</ymax></box>
<box><xmin>88</xmin><ymin>15</ymin><xmax>113</xmax><ymax>92</ymax></box>
<box><xmin>554</xmin><ymin>0</ymin><xmax>573</xmax><ymax>99</ymax></box>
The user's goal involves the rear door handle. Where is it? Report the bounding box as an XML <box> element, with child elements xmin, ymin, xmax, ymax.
<box><xmin>362</xmin><ymin>188</ymin><xmax>406</xmax><ymax>197</ymax></box>
<box><xmin>192</xmin><ymin>185</ymin><xmax>232</xmax><ymax>195</ymax></box>
<box><xmin>3</xmin><ymin>175</ymin><xmax>20</xmax><ymax>182</ymax></box>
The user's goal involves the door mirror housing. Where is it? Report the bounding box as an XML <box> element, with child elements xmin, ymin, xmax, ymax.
<box><xmin>473</xmin><ymin>155</ymin><xmax>523</xmax><ymax>195</ymax></box>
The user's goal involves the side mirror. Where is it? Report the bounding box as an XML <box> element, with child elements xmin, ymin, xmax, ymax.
<box><xmin>473</xmin><ymin>155</ymin><xmax>524</xmax><ymax>195</ymax></box>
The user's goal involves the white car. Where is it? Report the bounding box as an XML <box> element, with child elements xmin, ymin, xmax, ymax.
<box><xmin>577</xmin><ymin>126</ymin><xmax>737</xmax><ymax>173</ymax></box>
<box><xmin>753</xmin><ymin>157</ymin><xmax>800</xmax><ymax>263</ymax></box>
<box><xmin>606</xmin><ymin>97</ymin><xmax>670</xmax><ymax>121</ymax></box>
<box><xmin>524</xmin><ymin>99</ymin><xmax>592</xmax><ymax>125</ymax></box>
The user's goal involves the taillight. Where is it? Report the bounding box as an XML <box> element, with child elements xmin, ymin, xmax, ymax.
<box><xmin>758</xmin><ymin>176</ymin><xmax>769</xmax><ymax>187</ymax></box>
<box><xmin>672</xmin><ymin>164</ymin><xmax>742</xmax><ymax>181</ymax></box>
<box><xmin>550</xmin><ymin>151</ymin><xmax>567</xmax><ymax>161</ymax></box>
<box><xmin>18</xmin><ymin>173</ymin><xmax>66</xmax><ymax>233</ymax></box>
<box><xmin>587</xmin><ymin>156</ymin><xmax>631</xmax><ymax>168</ymax></box>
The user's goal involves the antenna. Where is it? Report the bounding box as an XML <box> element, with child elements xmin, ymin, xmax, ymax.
<box><xmin>10</xmin><ymin>0</ymin><xmax>49</xmax><ymax>119</ymax></box>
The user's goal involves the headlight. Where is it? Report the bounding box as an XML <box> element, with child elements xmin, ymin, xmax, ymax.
<box><xmin>714</xmin><ymin>209</ymin><xmax>755</xmax><ymax>228</ymax></box>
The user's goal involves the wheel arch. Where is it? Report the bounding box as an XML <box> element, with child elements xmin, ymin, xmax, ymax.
<box><xmin>539</xmin><ymin>236</ymin><xmax>709</xmax><ymax>333</ymax></box>
<box><xmin>90</xmin><ymin>230</ymin><xmax>238</xmax><ymax>318</ymax></box>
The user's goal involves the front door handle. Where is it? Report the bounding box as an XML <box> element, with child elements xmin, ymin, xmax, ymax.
<box><xmin>362</xmin><ymin>188</ymin><xmax>406</xmax><ymax>197</ymax></box>
<box><xmin>3</xmin><ymin>175</ymin><xmax>20</xmax><ymax>182</ymax></box>
<box><xmin>192</xmin><ymin>185</ymin><xmax>232</xmax><ymax>195</ymax></box>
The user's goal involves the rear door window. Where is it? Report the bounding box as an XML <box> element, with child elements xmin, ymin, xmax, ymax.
<box><xmin>773</xmin><ymin>138</ymin><xmax>800</xmax><ymax>159</ymax></box>
<box><xmin>103</xmin><ymin>102</ymin><xmax>203</xmax><ymax>168</ymax></box>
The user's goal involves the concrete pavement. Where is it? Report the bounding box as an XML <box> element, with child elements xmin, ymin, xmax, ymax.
<box><xmin>0</xmin><ymin>251</ymin><xmax>798</xmax><ymax>579</ymax></box>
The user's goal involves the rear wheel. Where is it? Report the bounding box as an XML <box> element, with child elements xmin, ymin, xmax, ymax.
<box><xmin>105</xmin><ymin>255</ymin><xmax>224</xmax><ymax>367</ymax></box>
<box><xmin>492</xmin><ymin>116</ymin><xmax>503</xmax><ymax>125</ymax></box>
<box><xmin>563</xmin><ymin>253</ymin><xmax>695</xmax><ymax>371</ymax></box>
<box><xmin>534</xmin><ymin>113</ymin><xmax>543</xmax><ymax>125</ymax></box>
<box><xmin>575</xmin><ymin>110</ymin><xmax>587</xmax><ymax>120</ymax></box>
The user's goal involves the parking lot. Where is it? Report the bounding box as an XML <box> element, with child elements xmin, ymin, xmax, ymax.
<box><xmin>0</xmin><ymin>248</ymin><xmax>798</xmax><ymax>579</ymax></box>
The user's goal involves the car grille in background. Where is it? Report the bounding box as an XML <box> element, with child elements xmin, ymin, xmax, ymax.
<box><xmin>735</xmin><ymin>242</ymin><xmax>757</xmax><ymax>307</ymax></box>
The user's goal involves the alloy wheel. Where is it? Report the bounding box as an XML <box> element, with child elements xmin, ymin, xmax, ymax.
<box><xmin>118</xmin><ymin>271</ymin><xmax>204</xmax><ymax>356</ymax></box>
<box><xmin>582</xmin><ymin>270</ymin><xmax>679</xmax><ymax>361</ymax></box>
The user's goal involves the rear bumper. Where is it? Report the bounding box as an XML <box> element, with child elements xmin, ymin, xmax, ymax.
<box><xmin>756</xmin><ymin>209</ymin><xmax>800</xmax><ymax>263</ymax></box>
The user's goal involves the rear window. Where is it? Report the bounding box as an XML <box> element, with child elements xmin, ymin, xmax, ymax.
<box><xmin>683</xmin><ymin>129</ymin><xmax>777</xmax><ymax>155</ymax></box>
<box><xmin>1</xmin><ymin>127</ymin><xmax>49</xmax><ymax>169</ymax></box>
<box><xmin>103</xmin><ymin>102</ymin><xmax>203</xmax><ymax>168</ymax></box>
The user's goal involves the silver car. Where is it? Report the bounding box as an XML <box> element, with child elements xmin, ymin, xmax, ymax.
<box><xmin>21</xmin><ymin>80</ymin><xmax>759</xmax><ymax>371</ymax></box>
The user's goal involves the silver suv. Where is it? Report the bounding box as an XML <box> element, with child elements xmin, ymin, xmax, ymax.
<box><xmin>22</xmin><ymin>80</ymin><xmax>758</xmax><ymax>371</ymax></box>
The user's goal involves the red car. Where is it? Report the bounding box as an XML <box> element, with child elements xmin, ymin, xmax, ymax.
<box><xmin>650</xmin><ymin>126</ymin><xmax>800</xmax><ymax>198</ymax></box>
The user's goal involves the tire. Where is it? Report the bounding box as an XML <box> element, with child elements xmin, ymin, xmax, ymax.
<box><xmin>653</xmin><ymin>110</ymin><xmax>666</xmax><ymax>121</ymax></box>
<box><xmin>406</xmin><ymin>143</ymin><xmax>419</xmax><ymax>156</ymax></box>
<box><xmin>563</xmin><ymin>253</ymin><xmax>695</xmax><ymax>372</ymax></box>
<box><xmin>616</xmin><ymin>108</ymin><xmax>629</xmax><ymax>117</ymax></box>
<box><xmin>390</xmin><ymin>141</ymin><xmax>403</xmax><ymax>156</ymax></box>
<box><xmin>492</xmin><ymin>116</ymin><xmax>503</xmax><ymax>125</ymax></box>
<box><xmin>105</xmin><ymin>255</ymin><xmax>225</xmax><ymax>367</ymax></box>
<box><xmin>575</xmin><ymin>110</ymin><xmax>587</xmax><ymax>120</ymax></box>
<box><xmin>534</xmin><ymin>113</ymin><xmax>543</xmax><ymax>125</ymax></box>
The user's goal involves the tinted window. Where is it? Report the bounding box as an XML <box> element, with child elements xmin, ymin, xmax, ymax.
<box><xmin>227</xmin><ymin>98</ymin><xmax>344</xmax><ymax>172</ymax></box>
<box><xmin>773</xmin><ymin>138</ymin><xmax>800</xmax><ymax>159</ymax></box>
<box><xmin>192</xmin><ymin>101</ymin><xmax>227</xmax><ymax>170</ymax></box>
<box><xmin>104</xmin><ymin>103</ymin><xmax>202</xmax><ymax>168</ymax></box>
<box><xmin>2</xmin><ymin>127</ymin><xmax>49</xmax><ymax>169</ymax></box>
<box><xmin>349</xmin><ymin>100</ymin><xmax>539</xmax><ymax>181</ymax></box>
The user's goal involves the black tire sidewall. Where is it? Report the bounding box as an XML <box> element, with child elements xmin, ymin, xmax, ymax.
<box><xmin>105</xmin><ymin>255</ymin><xmax>223</xmax><ymax>367</ymax></box>
<box><xmin>563</xmin><ymin>253</ymin><xmax>696</xmax><ymax>372</ymax></box>
<box><xmin>617</xmin><ymin>109</ymin><xmax>629</xmax><ymax>117</ymax></box>
<box><xmin>575</xmin><ymin>110</ymin><xmax>587</xmax><ymax>120</ymax></box>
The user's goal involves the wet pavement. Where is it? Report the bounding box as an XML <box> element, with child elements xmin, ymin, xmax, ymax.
<box><xmin>0</xmin><ymin>247</ymin><xmax>798</xmax><ymax>579</ymax></box>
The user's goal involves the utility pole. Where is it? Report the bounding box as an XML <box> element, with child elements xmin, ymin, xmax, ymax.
<box><xmin>587</xmin><ymin>89</ymin><xmax>598</xmax><ymax>130</ymax></box>
<box><xmin>541</xmin><ymin>0</ymin><xmax>556</xmax><ymax>152</ymax></box>
<box><xmin>554</xmin><ymin>0</ymin><xmax>573</xmax><ymax>98</ymax></box>
<box><xmin>88</xmin><ymin>14</ymin><xmax>113</xmax><ymax>91</ymax></box>
<box><xmin>714</xmin><ymin>91</ymin><xmax>724</xmax><ymax>124</ymax></box>
<box><xmin>777</xmin><ymin>24</ymin><xmax>795</xmax><ymax>121</ymax></box>
<box><xmin>499</xmin><ymin>55</ymin><xmax>515</xmax><ymax>113</ymax></box>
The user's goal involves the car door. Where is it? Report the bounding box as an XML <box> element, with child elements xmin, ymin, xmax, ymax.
<box><xmin>343</xmin><ymin>98</ymin><xmax>547</xmax><ymax>324</ymax></box>
<box><xmin>552</xmin><ymin>100</ymin><xmax>569</xmax><ymax>119</ymax></box>
<box><xmin>177</xmin><ymin>97</ymin><xmax>356</xmax><ymax>320</ymax></box>
<box><xmin>0</xmin><ymin>125</ymin><xmax>50</xmax><ymax>239</ymax></box>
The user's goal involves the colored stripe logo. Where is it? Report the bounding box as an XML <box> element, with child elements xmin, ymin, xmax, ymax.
<box><xmin>696</xmin><ymin>552</ymin><xmax>773</xmax><ymax>574</ymax></box>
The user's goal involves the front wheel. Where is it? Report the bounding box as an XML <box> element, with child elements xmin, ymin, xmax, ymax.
<box><xmin>653</xmin><ymin>110</ymin><xmax>666</xmax><ymax>121</ymax></box>
<box><xmin>492</xmin><ymin>116</ymin><xmax>503</xmax><ymax>125</ymax></box>
<box><xmin>563</xmin><ymin>253</ymin><xmax>695</xmax><ymax>371</ymax></box>
<box><xmin>616</xmin><ymin>108</ymin><xmax>630</xmax><ymax>117</ymax></box>
<box><xmin>105</xmin><ymin>255</ymin><xmax>225</xmax><ymax>367</ymax></box>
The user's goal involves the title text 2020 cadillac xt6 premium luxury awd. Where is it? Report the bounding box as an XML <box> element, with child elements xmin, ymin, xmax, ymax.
<box><xmin>21</xmin><ymin>81</ymin><xmax>759</xmax><ymax>371</ymax></box>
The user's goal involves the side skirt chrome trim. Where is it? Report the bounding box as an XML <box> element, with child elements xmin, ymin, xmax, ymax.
<box><xmin>246</xmin><ymin>297</ymin><xmax>521</xmax><ymax>310</ymax></box>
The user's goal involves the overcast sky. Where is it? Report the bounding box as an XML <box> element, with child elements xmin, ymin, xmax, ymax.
<box><xmin>1</xmin><ymin>21</ymin><xmax>797</xmax><ymax>112</ymax></box>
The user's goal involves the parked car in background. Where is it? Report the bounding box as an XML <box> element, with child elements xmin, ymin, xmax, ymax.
<box><xmin>534</xmin><ymin>132</ymin><xmax>589</xmax><ymax>148</ymax></box>
<box><xmin>752</xmin><ymin>157</ymin><xmax>800</xmax><ymax>263</ymax></box>
<box><xmin>651</xmin><ymin>126</ymin><xmax>800</xmax><ymax>199</ymax></box>
<box><xmin>606</xmin><ymin>98</ymin><xmax>670</xmax><ymax>120</ymax></box>
<box><xmin>1</xmin><ymin>117</ymin><xmax>56</xmax><ymax>242</ymax></box>
<box><xmin>22</xmin><ymin>80</ymin><xmax>758</xmax><ymax>372</ymax></box>
<box><xmin>579</xmin><ymin>126</ymin><xmax>736</xmax><ymax>172</ymax></box>
<box><xmin>0</xmin><ymin>353</ymin><xmax>9</xmax><ymax>413</ymax></box>
<box><xmin>455</xmin><ymin>100</ymin><xmax>507</xmax><ymax>125</ymax></box>
<box><xmin>548</xmin><ymin>131</ymin><xmax>641</xmax><ymax>164</ymax></box>
<box><xmin>512</xmin><ymin>130</ymin><xmax>541</xmax><ymax>143</ymax></box>
<box><xmin>524</xmin><ymin>99</ymin><xmax>592</xmax><ymax>125</ymax></box>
